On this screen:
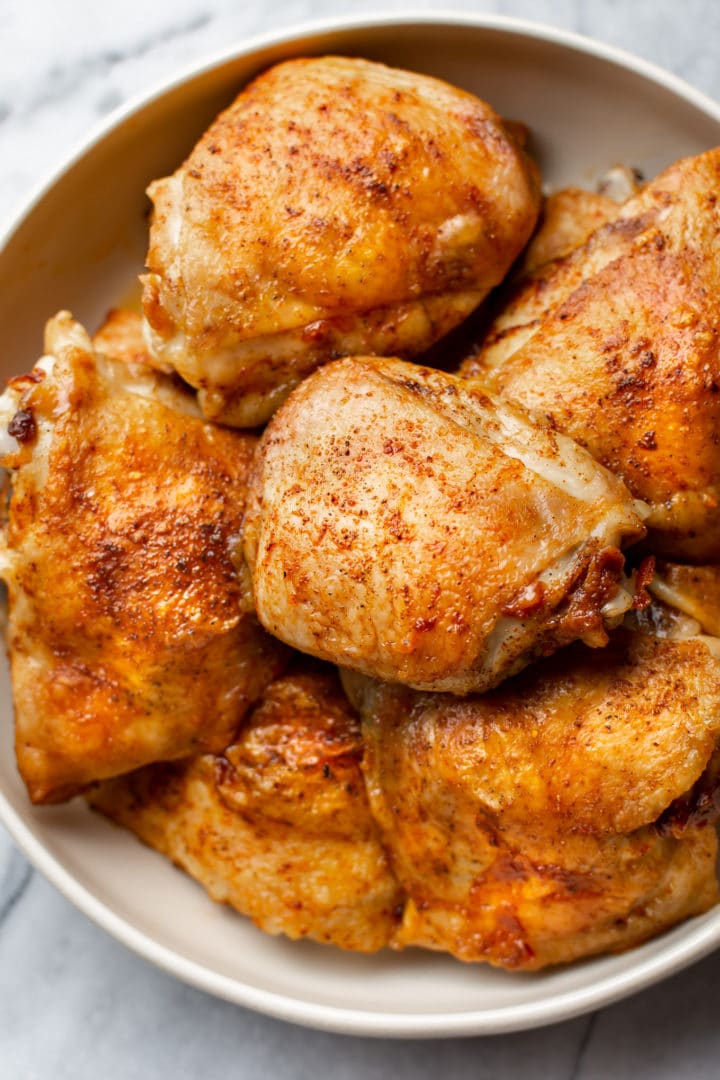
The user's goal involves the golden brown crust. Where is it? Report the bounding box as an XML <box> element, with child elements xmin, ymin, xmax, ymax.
<box><xmin>1</xmin><ymin>314</ymin><xmax>287</xmax><ymax>803</ymax></box>
<box><xmin>460</xmin><ymin>149</ymin><xmax>720</xmax><ymax>560</ymax></box>
<box><xmin>89</xmin><ymin>662</ymin><xmax>403</xmax><ymax>951</ymax></box>
<box><xmin>349</xmin><ymin>630</ymin><xmax>720</xmax><ymax>969</ymax></box>
<box><xmin>396</xmin><ymin>831</ymin><xmax>717</xmax><ymax>970</ymax></box>
<box><xmin>142</xmin><ymin>56</ymin><xmax>540</xmax><ymax>426</ymax></box>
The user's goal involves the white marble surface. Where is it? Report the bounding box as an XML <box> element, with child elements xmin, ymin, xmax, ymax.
<box><xmin>2</xmin><ymin>0</ymin><xmax>720</xmax><ymax>1075</ymax></box>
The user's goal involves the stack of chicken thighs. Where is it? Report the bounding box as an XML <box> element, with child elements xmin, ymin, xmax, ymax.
<box><xmin>3</xmin><ymin>57</ymin><xmax>720</xmax><ymax>971</ymax></box>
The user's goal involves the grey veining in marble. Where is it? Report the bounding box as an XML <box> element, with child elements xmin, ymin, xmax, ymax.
<box><xmin>2</xmin><ymin>1</ymin><xmax>720</xmax><ymax>1076</ymax></box>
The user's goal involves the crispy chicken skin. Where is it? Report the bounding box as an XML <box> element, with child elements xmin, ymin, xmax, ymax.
<box><xmin>345</xmin><ymin>628</ymin><xmax>720</xmax><ymax>970</ymax></box>
<box><xmin>0</xmin><ymin>313</ymin><xmax>287</xmax><ymax>803</ymax></box>
<box><xmin>142</xmin><ymin>56</ymin><xmax>540</xmax><ymax>427</ymax></box>
<box><xmin>244</xmin><ymin>356</ymin><xmax>646</xmax><ymax>694</ymax></box>
<box><xmin>460</xmin><ymin>148</ymin><xmax>720</xmax><ymax>560</ymax></box>
<box><xmin>89</xmin><ymin>662</ymin><xmax>403</xmax><ymax>951</ymax></box>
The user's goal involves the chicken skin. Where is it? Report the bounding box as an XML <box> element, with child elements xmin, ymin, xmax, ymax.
<box><xmin>92</xmin><ymin>307</ymin><xmax>158</xmax><ymax>369</ymax></box>
<box><xmin>89</xmin><ymin>661</ymin><xmax>403</xmax><ymax>952</ymax></box>
<box><xmin>414</xmin><ymin>185</ymin><xmax>623</xmax><ymax>376</ymax></box>
<box><xmin>142</xmin><ymin>56</ymin><xmax>540</xmax><ymax>427</ymax></box>
<box><xmin>0</xmin><ymin>313</ymin><xmax>287</xmax><ymax>803</ymax></box>
<box><xmin>244</xmin><ymin>356</ymin><xmax>646</xmax><ymax>694</ymax></box>
<box><xmin>345</xmin><ymin>626</ymin><xmax>720</xmax><ymax>970</ymax></box>
<box><xmin>441</xmin><ymin>186</ymin><xmax>622</xmax><ymax>376</ymax></box>
<box><xmin>520</xmin><ymin>186</ymin><xmax>620</xmax><ymax>274</ymax></box>
<box><xmin>460</xmin><ymin>148</ymin><xmax>720</xmax><ymax>560</ymax></box>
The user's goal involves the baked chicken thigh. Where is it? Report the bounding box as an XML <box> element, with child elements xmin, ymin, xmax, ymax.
<box><xmin>0</xmin><ymin>313</ymin><xmax>287</xmax><ymax>803</ymax></box>
<box><xmin>90</xmin><ymin>661</ymin><xmax>403</xmax><ymax>951</ymax></box>
<box><xmin>346</xmin><ymin>624</ymin><xmax>720</xmax><ymax>970</ymax></box>
<box><xmin>460</xmin><ymin>148</ymin><xmax>720</xmax><ymax>560</ymax></box>
<box><xmin>244</xmin><ymin>356</ymin><xmax>646</xmax><ymax>694</ymax></box>
<box><xmin>142</xmin><ymin>56</ymin><xmax>540</xmax><ymax>426</ymax></box>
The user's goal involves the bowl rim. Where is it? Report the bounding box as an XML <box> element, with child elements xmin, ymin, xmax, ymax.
<box><xmin>2</xmin><ymin>9</ymin><xmax>720</xmax><ymax>1039</ymax></box>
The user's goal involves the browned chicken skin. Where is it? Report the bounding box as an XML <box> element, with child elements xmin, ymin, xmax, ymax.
<box><xmin>90</xmin><ymin>661</ymin><xmax>403</xmax><ymax>951</ymax></box>
<box><xmin>244</xmin><ymin>355</ymin><xmax>645</xmax><ymax>693</ymax></box>
<box><xmin>345</xmin><ymin>627</ymin><xmax>720</xmax><ymax>970</ymax></box>
<box><xmin>439</xmin><ymin>185</ymin><xmax>623</xmax><ymax>377</ymax></box>
<box><xmin>93</xmin><ymin>307</ymin><xmax>158</xmax><ymax>369</ymax></box>
<box><xmin>520</xmin><ymin>186</ymin><xmax>620</xmax><ymax>274</ymax></box>
<box><xmin>460</xmin><ymin>149</ymin><xmax>720</xmax><ymax>561</ymax></box>
<box><xmin>142</xmin><ymin>56</ymin><xmax>540</xmax><ymax>426</ymax></box>
<box><xmin>91</xmin><ymin>617</ymin><xmax>720</xmax><ymax>967</ymax></box>
<box><xmin>0</xmin><ymin>313</ymin><xmax>287</xmax><ymax>803</ymax></box>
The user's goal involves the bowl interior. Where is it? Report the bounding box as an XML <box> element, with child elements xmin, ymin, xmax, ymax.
<box><xmin>1</xmin><ymin>17</ymin><xmax>720</xmax><ymax>1037</ymax></box>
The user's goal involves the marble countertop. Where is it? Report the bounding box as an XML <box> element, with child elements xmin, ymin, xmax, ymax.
<box><xmin>2</xmin><ymin>1</ymin><xmax>720</xmax><ymax>1076</ymax></box>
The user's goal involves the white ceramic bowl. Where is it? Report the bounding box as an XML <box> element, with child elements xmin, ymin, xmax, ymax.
<box><xmin>1</xmin><ymin>12</ymin><xmax>720</xmax><ymax>1039</ymax></box>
